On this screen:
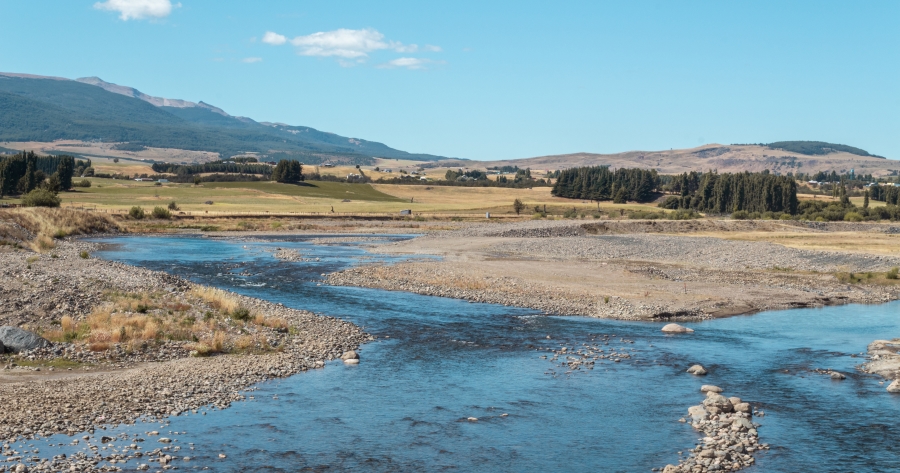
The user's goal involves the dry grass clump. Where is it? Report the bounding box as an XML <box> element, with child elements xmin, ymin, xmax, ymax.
<box><xmin>190</xmin><ymin>331</ymin><xmax>227</xmax><ymax>356</ymax></box>
<box><xmin>0</xmin><ymin>208</ymin><xmax>121</xmax><ymax>251</ymax></box>
<box><xmin>254</xmin><ymin>314</ymin><xmax>289</xmax><ymax>330</ymax></box>
<box><xmin>191</xmin><ymin>286</ymin><xmax>241</xmax><ymax>314</ymax></box>
<box><xmin>43</xmin><ymin>289</ymin><xmax>291</xmax><ymax>358</ymax></box>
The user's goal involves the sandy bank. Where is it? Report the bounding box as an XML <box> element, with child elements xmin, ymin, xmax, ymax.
<box><xmin>326</xmin><ymin>220</ymin><xmax>900</xmax><ymax>320</ymax></box>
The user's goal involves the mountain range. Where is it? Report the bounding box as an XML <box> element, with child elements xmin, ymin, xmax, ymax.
<box><xmin>0</xmin><ymin>72</ymin><xmax>447</xmax><ymax>164</ymax></box>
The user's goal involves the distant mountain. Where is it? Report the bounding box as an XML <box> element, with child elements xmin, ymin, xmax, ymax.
<box><xmin>475</xmin><ymin>143</ymin><xmax>898</xmax><ymax>177</ymax></box>
<box><xmin>0</xmin><ymin>72</ymin><xmax>449</xmax><ymax>164</ymax></box>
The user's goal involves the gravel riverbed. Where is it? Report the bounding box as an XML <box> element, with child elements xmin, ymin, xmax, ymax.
<box><xmin>0</xmin><ymin>240</ymin><xmax>370</xmax><ymax>472</ymax></box>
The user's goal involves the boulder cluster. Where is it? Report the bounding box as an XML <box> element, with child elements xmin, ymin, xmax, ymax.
<box><xmin>659</xmin><ymin>386</ymin><xmax>767</xmax><ymax>473</ymax></box>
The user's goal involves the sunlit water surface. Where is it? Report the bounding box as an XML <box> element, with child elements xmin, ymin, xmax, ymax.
<box><xmin>14</xmin><ymin>235</ymin><xmax>900</xmax><ymax>472</ymax></box>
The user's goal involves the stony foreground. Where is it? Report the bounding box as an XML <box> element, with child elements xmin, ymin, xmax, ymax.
<box><xmin>327</xmin><ymin>220</ymin><xmax>900</xmax><ymax>320</ymax></box>
<box><xmin>0</xmin><ymin>240</ymin><xmax>370</xmax><ymax>472</ymax></box>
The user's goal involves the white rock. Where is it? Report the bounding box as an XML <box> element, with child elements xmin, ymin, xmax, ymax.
<box><xmin>700</xmin><ymin>385</ymin><xmax>722</xmax><ymax>393</ymax></box>
<box><xmin>687</xmin><ymin>364</ymin><xmax>707</xmax><ymax>375</ymax></box>
<box><xmin>661</xmin><ymin>323</ymin><xmax>694</xmax><ymax>333</ymax></box>
<box><xmin>887</xmin><ymin>380</ymin><xmax>900</xmax><ymax>393</ymax></box>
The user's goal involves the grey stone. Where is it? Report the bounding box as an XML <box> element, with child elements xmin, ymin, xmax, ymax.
<box><xmin>0</xmin><ymin>326</ymin><xmax>50</xmax><ymax>353</ymax></box>
<box><xmin>700</xmin><ymin>385</ymin><xmax>722</xmax><ymax>393</ymax></box>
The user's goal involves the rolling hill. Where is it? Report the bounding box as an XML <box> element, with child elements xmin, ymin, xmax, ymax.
<box><xmin>471</xmin><ymin>143</ymin><xmax>899</xmax><ymax>177</ymax></box>
<box><xmin>0</xmin><ymin>72</ymin><xmax>449</xmax><ymax>164</ymax></box>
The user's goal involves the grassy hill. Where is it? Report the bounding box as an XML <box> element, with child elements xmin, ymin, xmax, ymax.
<box><xmin>0</xmin><ymin>73</ymin><xmax>448</xmax><ymax>164</ymax></box>
<box><xmin>472</xmin><ymin>143</ymin><xmax>898</xmax><ymax>177</ymax></box>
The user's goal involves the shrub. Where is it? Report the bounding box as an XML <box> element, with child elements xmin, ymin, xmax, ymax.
<box><xmin>21</xmin><ymin>189</ymin><xmax>61</xmax><ymax>208</ymax></box>
<box><xmin>74</xmin><ymin>179</ymin><xmax>92</xmax><ymax>188</ymax></box>
<box><xmin>128</xmin><ymin>206</ymin><xmax>145</xmax><ymax>219</ymax></box>
<box><xmin>79</xmin><ymin>250</ymin><xmax>89</xmax><ymax>259</ymax></box>
<box><xmin>887</xmin><ymin>267</ymin><xmax>899</xmax><ymax>280</ymax></box>
<box><xmin>844</xmin><ymin>212</ymin><xmax>863</xmax><ymax>222</ymax></box>
<box><xmin>731</xmin><ymin>210</ymin><xmax>749</xmax><ymax>220</ymax></box>
<box><xmin>231</xmin><ymin>306</ymin><xmax>251</xmax><ymax>321</ymax></box>
<box><xmin>152</xmin><ymin>206</ymin><xmax>172</xmax><ymax>219</ymax></box>
<box><xmin>167</xmin><ymin>201</ymin><xmax>179</xmax><ymax>211</ymax></box>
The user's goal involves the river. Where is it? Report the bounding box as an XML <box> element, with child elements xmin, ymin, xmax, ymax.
<box><xmin>19</xmin><ymin>234</ymin><xmax>900</xmax><ymax>472</ymax></box>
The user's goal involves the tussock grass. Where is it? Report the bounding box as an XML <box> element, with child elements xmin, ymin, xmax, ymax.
<box><xmin>190</xmin><ymin>286</ymin><xmax>241</xmax><ymax>314</ymax></box>
<box><xmin>0</xmin><ymin>208</ymin><xmax>121</xmax><ymax>251</ymax></box>
<box><xmin>40</xmin><ymin>289</ymin><xmax>288</xmax><ymax>357</ymax></box>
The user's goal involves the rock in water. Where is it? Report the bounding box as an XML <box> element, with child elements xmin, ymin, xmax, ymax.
<box><xmin>830</xmin><ymin>372</ymin><xmax>846</xmax><ymax>380</ymax></box>
<box><xmin>661</xmin><ymin>323</ymin><xmax>694</xmax><ymax>333</ymax></box>
<box><xmin>0</xmin><ymin>326</ymin><xmax>50</xmax><ymax>353</ymax></box>
<box><xmin>700</xmin><ymin>385</ymin><xmax>722</xmax><ymax>393</ymax></box>
<box><xmin>887</xmin><ymin>380</ymin><xmax>900</xmax><ymax>393</ymax></box>
<box><xmin>340</xmin><ymin>350</ymin><xmax>359</xmax><ymax>360</ymax></box>
<box><xmin>686</xmin><ymin>364</ymin><xmax>707</xmax><ymax>375</ymax></box>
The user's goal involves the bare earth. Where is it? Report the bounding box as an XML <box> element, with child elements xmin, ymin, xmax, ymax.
<box><xmin>327</xmin><ymin>219</ymin><xmax>900</xmax><ymax>320</ymax></box>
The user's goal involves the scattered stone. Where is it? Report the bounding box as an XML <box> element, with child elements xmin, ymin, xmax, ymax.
<box><xmin>660</xmin><ymin>388</ymin><xmax>765</xmax><ymax>472</ymax></box>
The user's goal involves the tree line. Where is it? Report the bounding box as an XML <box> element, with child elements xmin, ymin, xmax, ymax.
<box><xmin>660</xmin><ymin>171</ymin><xmax>798</xmax><ymax>214</ymax></box>
<box><xmin>151</xmin><ymin>161</ymin><xmax>275</xmax><ymax>176</ymax></box>
<box><xmin>870</xmin><ymin>184</ymin><xmax>900</xmax><ymax>205</ymax></box>
<box><xmin>551</xmin><ymin>167</ymin><xmax>659</xmax><ymax>203</ymax></box>
<box><xmin>0</xmin><ymin>151</ymin><xmax>81</xmax><ymax>197</ymax></box>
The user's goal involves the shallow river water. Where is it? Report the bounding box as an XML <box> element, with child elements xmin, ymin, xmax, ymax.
<box><xmin>18</xmin><ymin>235</ymin><xmax>900</xmax><ymax>472</ymax></box>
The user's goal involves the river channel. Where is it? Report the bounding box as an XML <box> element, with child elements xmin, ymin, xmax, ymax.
<box><xmin>23</xmin><ymin>234</ymin><xmax>900</xmax><ymax>472</ymax></box>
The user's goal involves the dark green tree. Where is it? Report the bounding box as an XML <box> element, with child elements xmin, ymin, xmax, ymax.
<box><xmin>56</xmin><ymin>155</ymin><xmax>74</xmax><ymax>190</ymax></box>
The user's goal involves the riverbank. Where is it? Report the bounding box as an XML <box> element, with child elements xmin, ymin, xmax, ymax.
<box><xmin>326</xmin><ymin>220</ymin><xmax>900</xmax><ymax>320</ymax></box>
<box><xmin>0</xmin><ymin>239</ymin><xmax>370</xmax><ymax>472</ymax></box>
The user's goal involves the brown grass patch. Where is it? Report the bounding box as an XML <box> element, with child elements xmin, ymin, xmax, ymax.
<box><xmin>0</xmin><ymin>208</ymin><xmax>121</xmax><ymax>251</ymax></box>
<box><xmin>191</xmin><ymin>286</ymin><xmax>240</xmax><ymax>314</ymax></box>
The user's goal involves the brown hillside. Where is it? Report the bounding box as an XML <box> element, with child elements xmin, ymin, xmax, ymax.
<box><xmin>470</xmin><ymin>144</ymin><xmax>900</xmax><ymax>176</ymax></box>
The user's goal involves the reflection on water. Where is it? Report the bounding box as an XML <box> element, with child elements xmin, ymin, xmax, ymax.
<box><xmin>32</xmin><ymin>235</ymin><xmax>900</xmax><ymax>471</ymax></box>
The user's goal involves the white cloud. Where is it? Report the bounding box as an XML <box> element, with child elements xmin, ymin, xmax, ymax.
<box><xmin>424</xmin><ymin>45</ymin><xmax>442</xmax><ymax>52</ymax></box>
<box><xmin>290</xmin><ymin>28</ymin><xmax>392</xmax><ymax>58</ymax></box>
<box><xmin>242</xmin><ymin>57</ymin><xmax>263</xmax><ymax>63</ymax></box>
<box><xmin>262</xmin><ymin>31</ymin><xmax>287</xmax><ymax>46</ymax></box>
<box><xmin>380</xmin><ymin>57</ymin><xmax>431</xmax><ymax>70</ymax></box>
<box><xmin>263</xmin><ymin>28</ymin><xmax>438</xmax><ymax>61</ymax></box>
<box><xmin>94</xmin><ymin>0</ymin><xmax>178</xmax><ymax>20</ymax></box>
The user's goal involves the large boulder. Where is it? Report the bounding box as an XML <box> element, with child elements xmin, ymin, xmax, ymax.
<box><xmin>703</xmin><ymin>393</ymin><xmax>734</xmax><ymax>412</ymax></box>
<box><xmin>0</xmin><ymin>326</ymin><xmax>51</xmax><ymax>353</ymax></box>
<box><xmin>661</xmin><ymin>323</ymin><xmax>694</xmax><ymax>333</ymax></box>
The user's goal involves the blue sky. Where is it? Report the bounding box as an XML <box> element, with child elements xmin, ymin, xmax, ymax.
<box><xmin>1</xmin><ymin>1</ymin><xmax>898</xmax><ymax>160</ymax></box>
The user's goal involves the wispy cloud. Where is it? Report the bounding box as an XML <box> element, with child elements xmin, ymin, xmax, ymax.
<box><xmin>94</xmin><ymin>0</ymin><xmax>179</xmax><ymax>21</ymax></box>
<box><xmin>379</xmin><ymin>57</ymin><xmax>438</xmax><ymax>70</ymax></box>
<box><xmin>242</xmin><ymin>57</ymin><xmax>263</xmax><ymax>64</ymax></box>
<box><xmin>263</xmin><ymin>28</ymin><xmax>440</xmax><ymax>65</ymax></box>
<box><xmin>424</xmin><ymin>45</ymin><xmax>442</xmax><ymax>52</ymax></box>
